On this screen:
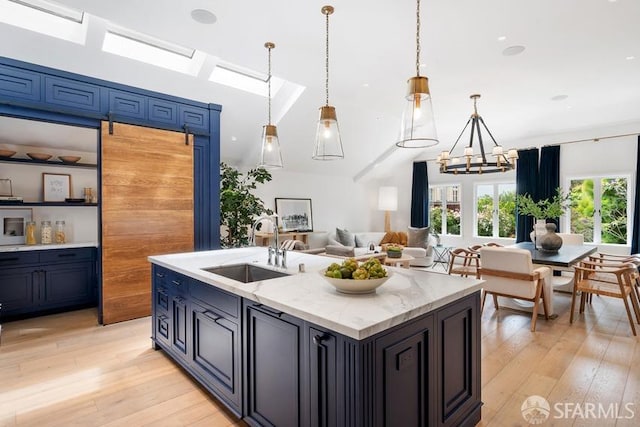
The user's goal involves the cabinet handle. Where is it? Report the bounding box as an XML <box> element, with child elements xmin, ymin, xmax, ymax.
<box><xmin>203</xmin><ymin>310</ymin><xmax>222</xmax><ymax>322</ymax></box>
<box><xmin>0</xmin><ymin>257</ymin><xmax>19</xmax><ymax>262</ymax></box>
<box><xmin>155</xmin><ymin>272</ymin><xmax>165</xmax><ymax>278</ymax></box>
<box><xmin>255</xmin><ymin>304</ymin><xmax>284</xmax><ymax>318</ymax></box>
<box><xmin>313</xmin><ymin>334</ymin><xmax>328</xmax><ymax>346</ymax></box>
<box><xmin>57</xmin><ymin>253</ymin><xmax>76</xmax><ymax>257</ymax></box>
<box><xmin>171</xmin><ymin>280</ymin><xmax>181</xmax><ymax>286</ymax></box>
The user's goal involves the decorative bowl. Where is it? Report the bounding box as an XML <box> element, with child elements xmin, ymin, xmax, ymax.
<box><xmin>59</xmin><ymin>155</ymin><xmax>81</xmax><ymax>164</ymax></box>
<box><xmin>0</xmin><ymin>149</ymin><xmax>16</xmax><ymax>158</ymax></box>
<box><xmin>386</xmin><ymin>250</ymin><xmax>403</xmax><ymax>258</ymax></box>
<box><xmin>320</xmin><ymin>270</ymin><xmax>392</xmax><ymax>294</ymax></box>
<box><xmin>27</xmin><ymin>152</ymin><xmax>52</xmax><ymax>161</ymax></box>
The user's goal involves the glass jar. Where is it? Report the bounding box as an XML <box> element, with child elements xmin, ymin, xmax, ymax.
<box><xmin>55</xmin><ymin>220</ymin><xmax>66</xmax><ymax>244</ymax></box>
<box><xmin>41</xmin><ymin>220</ymin><xmax>52</xmax><ymax>244</ymax></box>
<box><xmin>25</xmin><ymin>221</ymin><xmax>37</xmax><ymax>245</ymax></box>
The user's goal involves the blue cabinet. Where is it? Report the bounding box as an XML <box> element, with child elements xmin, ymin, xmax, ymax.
<box><xmin>0</xmin><ymin>247</ymin><xmax>97</xmax><ymax>321</ymax></box>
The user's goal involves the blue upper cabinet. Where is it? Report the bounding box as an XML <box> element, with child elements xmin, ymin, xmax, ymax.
<box><xmin>45</xmin><ymin>76</ymin><xmax>101</xmax><ymax>113</ymax></box>
<box><xmin>109</xmin><ymin>89</ymin><xmax>148</xmax><ymax>121</ymax></box>
<box><xmin>149</xmin><ymin>98</ymin><xmax>178</xmax><ymax>127</ymax></box>
<box><xmin>0</xmin><ymin>63</ymin><xmax>42</xmax><ymax>102</ymax></box>
<box><xmin>179</xmin><ymin>104</ymin><xmax>209</xmax><ymax>133</ymax></box>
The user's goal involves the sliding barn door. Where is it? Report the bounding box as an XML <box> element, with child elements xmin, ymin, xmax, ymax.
<box><xmin>101</xmin><ymin>122</ymin><xmax>194</xmax><ymax>324</ymax></box>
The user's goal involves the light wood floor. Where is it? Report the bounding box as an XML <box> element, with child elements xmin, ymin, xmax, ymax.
<box><xmin>0</xmin><ymin>291</ymin><xmax>638</xmax><ymax>426</ymax></box>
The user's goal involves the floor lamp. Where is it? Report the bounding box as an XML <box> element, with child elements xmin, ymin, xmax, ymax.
<box><xmin>378</xmin><ymin>186</ymin><xmax>398</xmax><ymax>232</ymax></box>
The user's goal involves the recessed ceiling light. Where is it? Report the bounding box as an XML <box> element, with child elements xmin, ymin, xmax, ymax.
<box><xmin>626</xmin><ymin>55</ymin><xmax>636</xmax><ymax>60</ymax></box>
<box><xmin>191</xmin><ymin>8</ymin><xmax>217</xmax><ymax>24</ymax></box>
<box><xmin>502</xmin><ymin>45</ymin><xmax>526</xmax><ymax>56</ymax></box>
<box><xmin>362</xmin><ymin>83</ymin><xmax>369</xmax><ymax>87</ymax></box>
<box><xmin>497</xmin><ymin>36</ymin><xmax>507</xmax><ymax>41</ymax></box>
<box><xmin>231</xmin><ymin>136</ymin><xmax>237</xmax><ymax>142</ymax></box>
<box><xmin>551</xmin><ymin>94</ymin><xmax>568</xmax><ymax>101</ymax></box>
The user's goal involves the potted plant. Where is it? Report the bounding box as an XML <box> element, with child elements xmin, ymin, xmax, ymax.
<box><xmin>386</xmin><ymin>244</ymin><xmax>404</xmax><ymax>258</ymax></box>
<box><xmin>516</xmin><ymin>187</ymin><xmax>572</xmax><ymax>251</ymax></box>
<box><xmin>220</xmin><ymin>162</ymin><xmax>273</xmax><ymax>248</ymax></box>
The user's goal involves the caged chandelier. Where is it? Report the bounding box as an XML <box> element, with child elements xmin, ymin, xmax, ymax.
<box><xmin>437</xmin><ymin>94</ymin><xmax>518</xmax><ymax>174</ymax></box>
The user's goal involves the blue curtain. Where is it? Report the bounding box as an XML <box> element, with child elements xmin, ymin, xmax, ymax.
<box><xmin>516</xmin><ymin>148</ymin><xmax>539</xmax><ymax>242</ymax></box>
<box><xmin>632</xmin><ymin>137</ymin><xmax>640</xmax><ymax>254</ymax></box>
<box><xmin>411</xmin><ymin>161</ymin><xmax>429</xmax><ymax>227</ymax></box>
<box><xmin>538</xmin><ymin>145</ymin><xmax>561</xmax><ymax>230</ymax></box>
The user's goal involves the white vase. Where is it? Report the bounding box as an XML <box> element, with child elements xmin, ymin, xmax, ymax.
<box><xmin>529</xmin><ymin>219</ymin><xmax>547</xmax><ymax>249</ymax></box>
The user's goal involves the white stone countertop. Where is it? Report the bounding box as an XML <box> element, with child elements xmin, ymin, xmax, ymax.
<box><xmin>0</xmin><ymin>241</ymin><xmax>98</xmax><ymax>252</ymax></box>
<box><xmin>148</xmin><ymin>247</ymin><xmax>483</xmax><ymax>340</ymax></box>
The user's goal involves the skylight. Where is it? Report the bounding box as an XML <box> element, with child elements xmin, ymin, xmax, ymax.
<box><xmin>209</xmin><ymin>63</ymin><xmax>285</xmax><ymax>98</ymax></box>
<box><xmin>102</xmin><ymin>26</ymin><xmax>205</xmax><ymax>76</ymax></box>
<box><xmin>0</xmin><ymin>0</ymin><xmax>87</xmax><ymax>44</ymax></box>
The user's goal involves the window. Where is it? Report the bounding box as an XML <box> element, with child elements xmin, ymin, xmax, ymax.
<box><xmin>569</xmin><ymin>176</ymin><xmax>629</xmax><ymax>244</ymax></box>
<box><xmin>429</xmin><ymin>185</ymin><xmax>461</xmax><ymax>236</ymax></box>
<box><xmin>475</xmin><ymin>183</ymin><xmax>516</xmax><ymax>238</ymax></box>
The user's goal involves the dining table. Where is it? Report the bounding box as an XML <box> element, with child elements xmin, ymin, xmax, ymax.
<box><xmin>501</xmin><ymin>242</ymin><xmax>598</xmax><ymax>317</ymax></box>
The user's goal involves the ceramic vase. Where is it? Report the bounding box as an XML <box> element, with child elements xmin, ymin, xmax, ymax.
<box><xmin>530</xmin><ymin>219</ymin><xmax>547</xmax><ymax>249</ymax></box>
<box><xmin>538</xmin><ymin>223</ymin><xmax>563</xmax><ymax>252</ymax></box>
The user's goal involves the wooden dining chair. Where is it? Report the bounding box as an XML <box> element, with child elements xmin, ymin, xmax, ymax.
<box><xmin>478</xmin><ymin>247</ymin><xmax>551</xmax><ymax>332</ymax></box>
<box><xmin>448</xmin><ymin>247</ymin><xmax>480</xmax><ymax>279</ymax></box>
<box><xmin>570</xmin><ymin>262</ymin><xmax>640</xmax><ymax>336</ymax></box>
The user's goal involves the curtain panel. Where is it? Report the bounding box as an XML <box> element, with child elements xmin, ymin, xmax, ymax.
<box><xmin>538</xmin><ymin>145</ymin><xmax>561</xmax><ymax>230</ymax></box>
<box><xmin>515</xmin><ymin>148</ymin><xmax>540</xmax><ymax>242</ymax></box>
<box><xmin>410</xmin><ymin>161</ymin><xmax>429</xmax><ymax>228</ymax></box>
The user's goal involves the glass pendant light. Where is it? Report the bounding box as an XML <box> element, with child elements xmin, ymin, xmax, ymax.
<box><xmin>396</xmin><ymin>0</ymin><xmax>439</xmax><ymax>148</ymax></box>
<box><xmin>258</xmin><ymin>42</ymin><xmax>283</xmax><ymax>169</ymax></box>
<box><xmin>312</xmin><ymin>5</ymin><xmax>344</xmax><ymax>160</ymax></box>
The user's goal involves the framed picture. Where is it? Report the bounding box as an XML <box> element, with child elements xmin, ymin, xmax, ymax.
<box><xmin>43</xmin><ymin>173</ymin><xmax>71</xmax><ymax>202</ymax></box>
<box><xmin>275</xmin><ymin>198</ymin><xmax>313</xmax><ymax>232</ymax></box>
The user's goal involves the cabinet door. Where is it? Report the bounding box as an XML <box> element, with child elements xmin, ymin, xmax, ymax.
<box><xmin>192</xmin><ymin>302</ymin><xmax>241</xmax><ymax>411</ymax></box>
<box><xmin>436</xmin><ymin>293</ymin><xmax>481</xmax><ymax>427</ymax></box>
<box><xmin>374</xmin><ymin>314</ymin><xmax>435</xmax><ymax>427</ymax></box>
<box><xmin>171</xmin><ymin>295</ymin><xmax>188</xmax><ymax>358</ymax></box>
<box><xmin>0</xmin><ymin>267</ymin><xmax>35</xmax><ymax>315</ymax></box>
<box><xmin>309</xmin><ymin>327</ymin><xmax>337</xmax><ymax>427</ymax></box>
<box><xmin>245</xmin><ymin>303</ymin><xmax>304</xmax><ymax>427</ymax></box>
<box><xmin>42</xmin><ymin>262</ymin><xmax>94</xmax><ymax>309</ymax></box>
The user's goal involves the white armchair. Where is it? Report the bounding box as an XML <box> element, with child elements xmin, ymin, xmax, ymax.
<box><xmin>479</xmin><ymin>247</ymin><xmax>552</xmax><ymax>331</ymax></box>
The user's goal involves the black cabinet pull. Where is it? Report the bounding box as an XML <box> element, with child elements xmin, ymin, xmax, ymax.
<box><xmin>313</xmin><ymin>334</ymin><xmax>328</xmax><ymax>346</ymax></box>
<box><xmin>171</xmin><ymin>280</ymin><xmax>181</xmax><ymax>286</ymax></box>
<box><xmin>155</xmin><ymin>272</ymin><xmax>165</xmax><ymax>278</ymax></box>
<box><xmin>0</xmin><ymin>257</ymin><xmax>19</xmax><ymax>262</ymax></box>
<box><xmin>255</xmin><ymin>304</ymin><xmax>284</xmax><ymax>318</ymax></box>
<box><xmin>58</xmin><ymin>253</ymin><xmax>76</xmax><ymax>257</ymax></box>
<box><xmin>203</xmin><ymin>310</ymin><xmax>222</xmax><ymax>322</ymax></box>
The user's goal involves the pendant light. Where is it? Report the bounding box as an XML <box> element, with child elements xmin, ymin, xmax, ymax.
<box><xmin>396</xmin><ymin>0</ymin><xmax>439</xmax><ymax>148</ymax></box>
<box><xmin>258</xmin><ymin>42</ymin><xmax>283</xmax><ymax>169</ymax></box>
<box><xmin>312</xmin><ymin>5</ymin><xmax>344</xmax><ymax>160</ymax></box>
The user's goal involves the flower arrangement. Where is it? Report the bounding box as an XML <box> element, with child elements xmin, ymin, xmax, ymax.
<box><xmin>516</xmin><ymin>187</ymin><xmax>572</xmax><ymax>220</ymax></box>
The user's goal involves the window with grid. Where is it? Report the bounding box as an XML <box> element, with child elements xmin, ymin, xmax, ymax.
<box><xmin>475</xmin><ymin>183</ymin><xmax>516</xmax><ymax>238</ymax></box>
<box><xmin>429</xmin><ymin>184</ymin><xmax>461</xmax><ymax>236</ymax></box>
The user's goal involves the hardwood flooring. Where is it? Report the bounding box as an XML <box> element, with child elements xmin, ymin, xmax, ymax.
<box><xmin>0</xmin><ymin>291</ymin><xmax>638</xmax><ymax>426</ymax></box>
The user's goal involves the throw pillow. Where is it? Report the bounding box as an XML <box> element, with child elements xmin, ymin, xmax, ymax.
<box><xmin>380</xmin><ymin>231</ymin><xmax>397</xmax><ymax>245</ymax></box>
<box><xmin>335</xmin><ymin>228</ymin><xmax>355</xmax><ymax>247</ymax></box>
<box><xmin>398</xmin><ymin>231</ymin><xmax>408</xmax><ymax>246</ymax></box>
<box><xmin>326</xmin><ymin>244</ymin><xmax>355</xmax><ymax>257</ymax></box>
<box><xmin>407</xmin><ymin>226</ymin><xmax>430</xmax><ymax>249</ymax></box>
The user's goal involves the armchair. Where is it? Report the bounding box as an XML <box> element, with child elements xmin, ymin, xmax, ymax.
<box><xmin>479</xmin><ymin>247</ymin><xmax>551</xmax><ymax>332</ymax></box>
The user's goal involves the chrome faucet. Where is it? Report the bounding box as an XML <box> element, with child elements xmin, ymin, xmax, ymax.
<box><xmin>250</xmin><ymin>214</ymin><xmax>286</xmax><ymax>268</ymax></box>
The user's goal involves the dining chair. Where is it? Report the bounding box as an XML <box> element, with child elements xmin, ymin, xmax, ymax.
<box><xmin>448</xmin><ymin>247</ymin><xmax>480</xmax><ymax>279</ymax></box>
<box><xmin>478</xmin><ymin>247</ymin><xmax>551</xmax><ymax>332</ymax></box>
<box><xmin>570</xmin><ymin>261</ymin><xmax>640</xmax><ymax>336</ymax></box>
<box><xmin>585</xmin><ymin>254</ymin><xmax>640</xmax><ymax>306</ymax></box>
<box><xmin>551</xmin><ymin>233</ymin><xmax>586</xmax><ymax>292</ymax></box>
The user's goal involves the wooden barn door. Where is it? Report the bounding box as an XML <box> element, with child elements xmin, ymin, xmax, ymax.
<box><xmin>101</xmin><ymin>122</ymin><xmax>194</xmax><ymax>324</ymax></box>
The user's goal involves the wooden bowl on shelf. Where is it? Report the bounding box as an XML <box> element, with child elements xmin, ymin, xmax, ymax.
<box><xmin>59</xmin><ymin>155</ymin><xmax>81</xmax><ymax>164</ymax></box>
<box><xmin>27</xmin><ymin>152</ymin><xmax>52</xmax><ymax>161</ymax></box>
<box><xmin>0</xmin><ymin>149</ymin><xmax>16</xmax><ymax>158</ymax></box>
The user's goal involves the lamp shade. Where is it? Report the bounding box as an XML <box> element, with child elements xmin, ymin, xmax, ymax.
<box><xmin>397</xmin><ymin>76</ymin><xmax>439</xmax><ymax>148</ymax></box>
<box><xmin>378</xmin><ymin>186</ymin><xmax>398</xmax><ymax>211</ymax></box>
<box><xmin>259</xmin><ymin>124</ymin><xmax>283</xmax><ymax>169</ymax></box>
<box><xmin>312</xmin><ymin>105</ymin><xmax>344</xmax><ymax>160</ymax></box>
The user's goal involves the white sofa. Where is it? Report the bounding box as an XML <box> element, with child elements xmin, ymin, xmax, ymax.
<box><xmin>301</xmin><ymin>230</ymin><xmax>435</xmax><ymax>267</ymax></box>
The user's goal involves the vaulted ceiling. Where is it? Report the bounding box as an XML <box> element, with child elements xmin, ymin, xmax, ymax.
<box><xmin>1</xmin><ymin>0</ymin><xmax>639</xmax><ymax>181</ymax></box>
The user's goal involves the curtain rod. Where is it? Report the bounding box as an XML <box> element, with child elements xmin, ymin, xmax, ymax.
<box><xmin>424</xmin><ymin>131</ymin><xmax>639</xmax><ymax>162</ymax></box>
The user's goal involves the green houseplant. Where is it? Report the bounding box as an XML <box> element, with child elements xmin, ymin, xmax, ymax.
<box><xmin>516</xmin><ymin>187</ymin><xmax>572</xmax><ymax>220</ymax></box>
<box><xmin>220</xmin><ymin>162</ymin><xmax>273</xmax><ymax>248</ymax></box>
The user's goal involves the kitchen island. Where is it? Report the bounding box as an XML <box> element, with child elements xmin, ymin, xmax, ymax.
<box><xmin>149</xmin><ymin>247</ymin><xmax>483</xmax><ymax>427</ymax></box>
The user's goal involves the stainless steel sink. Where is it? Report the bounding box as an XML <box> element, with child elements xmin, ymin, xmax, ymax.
<box><xmin>202</xmin><ymin>263</ymin><xmax>289</xmax><ymax>283</ymax></box>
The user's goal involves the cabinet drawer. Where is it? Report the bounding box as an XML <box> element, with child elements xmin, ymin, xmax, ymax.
<box><xmin>190</xmin><ymin>279</ymin><xmax>239</xmax><ymax>319</ymax></box>
<box><xmin>39</xmin><ymin>247</ymin><xmax>95</xmax><ymax>263</ymax></box>
<box><xmin>0</xmin><ymin>251</ymin><xmax>39</xmax><ymax>266</ymax></box>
